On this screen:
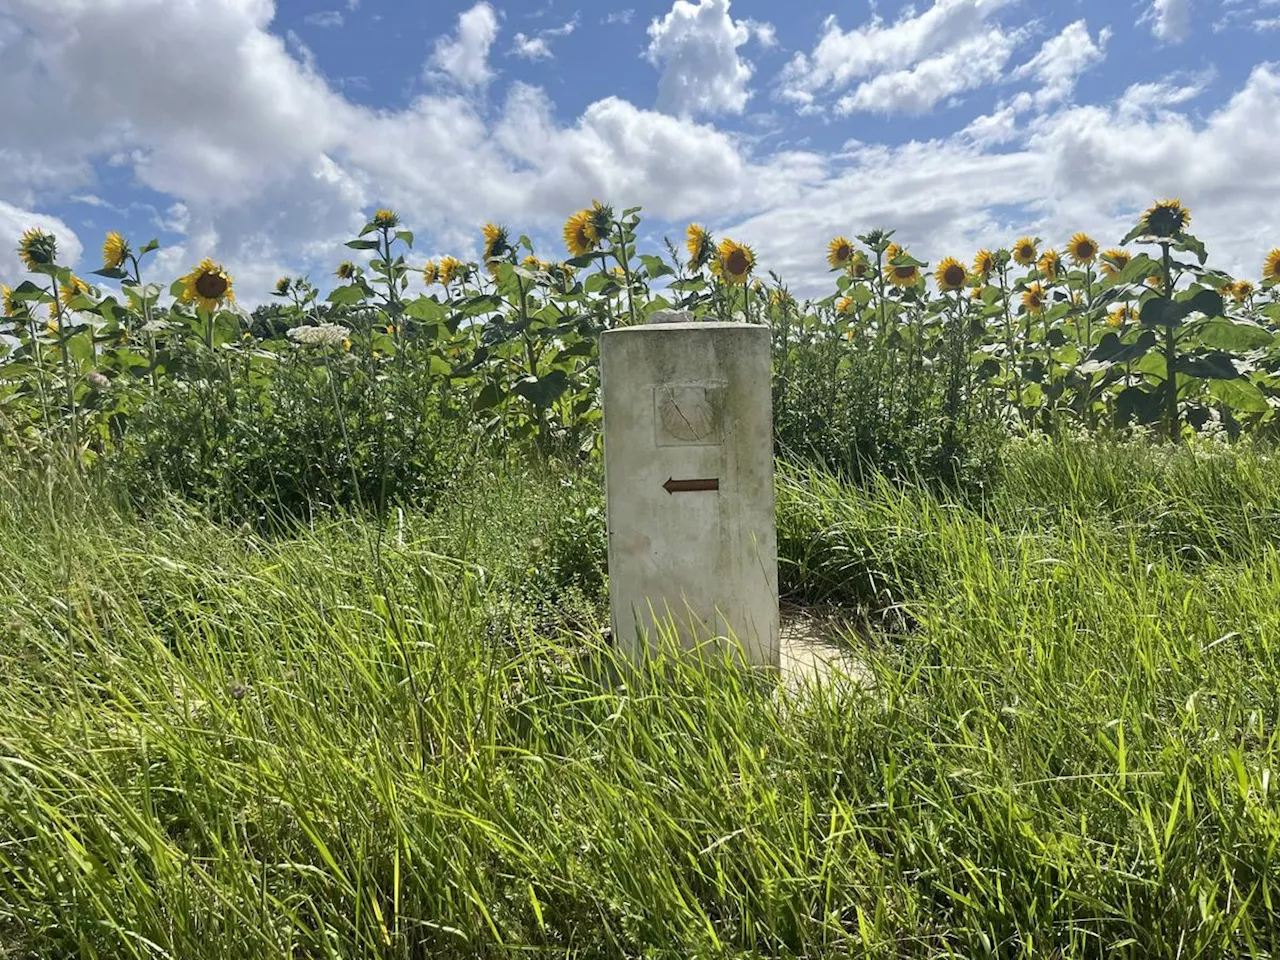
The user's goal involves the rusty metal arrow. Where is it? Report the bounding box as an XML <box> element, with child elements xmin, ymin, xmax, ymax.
<box><xmin>663</xmin><ymin>477</ymin><xmax>720</xmax><ymax>494</ymax></box>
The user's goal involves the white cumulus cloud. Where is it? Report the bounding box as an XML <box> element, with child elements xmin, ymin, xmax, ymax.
<box><xmin>429</xmin><ymin>2</ymin><xmax>500</xmax><ymax>88</ymax></box>
<box><xmin>646</xmin><ymin>0</ymin><xmax>769</xmax><ymax>117</ymax></box>
<box><xmin>1013</xmin><ymin>20</ymin><xmax>1111</xmax><ymax>110</ymax></box>
<box><xmin>1148</xmin><ymin>0</ymin><xmax>1192</xmax><ymax>42</ymax></box>
<box><xmin>779</xmin><ymin>0</ymin><xmax>1018</xmax><ymax>111</ymax></box>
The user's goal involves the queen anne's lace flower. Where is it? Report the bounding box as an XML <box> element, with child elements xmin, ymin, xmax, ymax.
<box><xmin>288</xmin><ymin>323</ymin><xmax>349</xmax><ymax>347</ymax></box>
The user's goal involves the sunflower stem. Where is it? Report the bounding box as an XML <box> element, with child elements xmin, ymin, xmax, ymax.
<box><xmin>1161</xmin><ymin>242</ymin><xmax>1179</xmax><ymax>441</ymax></box>
<box><xmin>46</xmin><ymin>275</ymin><xmax>80</xmax><ymax>463</ymax></box>
<box><xmin>613</xmin><ymin>221</ymin><xmax>638</xmax><ymax>327</ymax></box>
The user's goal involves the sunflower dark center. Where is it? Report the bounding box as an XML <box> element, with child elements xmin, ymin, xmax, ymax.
<box><xmin>195</xmin><ymin>272</ymin><xmax>228</xmax><ymax>300</ymax></box>
<box><xmin>894</xmin><ymin>266</ymin><xmax>915</xmax><ymax>279</ymax></box>
<box><xmin>836</xmin><ymin>244</ymin><xmax>851</xmax><ymax>261</ymax></box>
<box><xmin>1147</xmin><ymin>207</ymin><xmax>1185</xmax><ymax>237</ymax></box>
<box><xmin>943</xmin><ymin>265</ymin><xmax>965</xmax><ymax>287</ymax></box>
<box><xmin>1078</xmin><ymin>241</ymin><xmax>1096</xmax><ymax>258</ymax></box>
<box><xmin>726</xmin><ymin>250</ymin><xmax>749</xmax><ymax>275</ymax></box>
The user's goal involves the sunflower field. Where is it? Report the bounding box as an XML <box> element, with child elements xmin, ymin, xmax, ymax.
<box><xmin>10</xmin><ymin>203</ymin><xmax>1280</xmax><ymax>956</ymax></box>
<box><xmin>3</xmin><ymin>198</ymin><xmax>1280</xmax><ymax>509</ymax></box>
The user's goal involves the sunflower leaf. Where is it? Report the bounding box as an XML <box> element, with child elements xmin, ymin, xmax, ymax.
<box><xmin>394</xmin><ymin>230</ymin><xmax>414</xmax><ymax>248</ymax></box>
<box><xmin>345</xmin><ymin>239</ymin><xmax>381</xmax><ymax>251</ymax></box>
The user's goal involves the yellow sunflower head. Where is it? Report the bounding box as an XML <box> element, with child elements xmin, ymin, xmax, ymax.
<box><xmin>371</xmin><ymin>209</ymin><xmax>400</xmax><ymax>230</ymax></box>
<box><xmin>935</xmin><ymin>257</ymin><xmax>967</xmax><ymax>292</ymax></box>
<box><xmin>1141</xmin><ymin>199</ymin><xmax>1190</xmax><ymax>238</ymax></box>
<box><xmin>274</xmin><ymin>276</ymin><xmax>291</xmax><ymax>296</ymax></box>
<box><xmin>1100</xmin><ymin>248</ymin><xmax>1131</xmax><ymax>279</ymax></box>
<box><xmin>1021</xmin><ymin>282</ymin><xmax>1046</xmax><ymax>316</ymax></box>
<box><xmin>1232</xmin><ymin>279</ymin><xmax>1255</xmax><ymax>303</ymax></box>
<box><xmin>848</xmin><ymin>252</ymin><xmax>870</xmax><ymax>279</ymax></box>
<box><xmin>522</xmin><ymin>255</ymin><xmax>548</xmax><ymax>273</ymax></box>
<box><xmin>884</xmin><ymin>245</ymin><xmax>920</xmax><ymax>288</ymax></box>
<box><xmin>564</xmin><ymin>209</ymin><xmax>599</xmax><ymax>258</ymax></box>
<box><xmin>972</xmin><ymin>249</ymin><xmax>996</xmax><ymax>279</ymax></box>
<box><xmin>827</xmin><ymin>236</ymin><xmax>854</xmax><ymax>270</ymax></box>
<box><xmin>971</xmin><ymin>285</ymin><xmax>985</xmax><ymax>301</ymax></box>
<box><xmin>58</xmin><ymin>276</ymin><xmax>90</xmax><ymax>310</ymax></box>
<box><xmin>422</xmin><ymin>260</ymin><xmax>439</xmax><ymax>285</ymax></box>
<box><xmin>102</xmin><ymin>231</ymin><xmax>129</xmax><ymax>271</ymax></box>
<box><xmin>482</xmin><ymin>222</ymin><xmax>511</xmax><ymax>273</ymax></box>
<box><xmin>439</xmin><ymin>255</ymin><xmax>465</xmax><ymax>286</ymax></box>
<box><xmin>717</xmin><ymin>238</ymin><xmax>755</xmax><ymax>285</ymax></box>
<box><xmin>836</xmin><ymin>296</ymin><xmax>854</xmax><ymax>315</ymax></box>
<box><xmin>588</xmin><ymin>200</ymin><xmax>614</xmax><ymax>238</ymax></box>
<box><xmin>1146</xmin><ymin>274</ymin><xmax>1164</xmax><ymax>292</ymax></box>
<box><xmin>1263</xmin><ymin>248</ymin><xmax>1280</xmax><ymax>282</ymax></box>
<box><xmin>335</xmin><ymin>260</ymin><xmax>357</xmax><ymax>281</ymax></box>
<box><xmin>685</xmin><ymin>223</ymin><xmax>713</xmax><ymax>269</ymax></box>
<box><xmin>1067</xmin><ymin>232</ymin><xmax>1098</xmax><ymax>265</ymax></box>
<box><xmin>18</xmin><ymin>227</ymin><xmax>57</xmax><ymax>271</ymax></box>
<box><xmin>180</xmin><ymin>258</ymin><xmax>235</xmax><ymax>311</ymax></box>
<box><xmin>1012</xmin><ymin>237</ymin><xmax>1038</xmax><ymax>266</ymax></box>
<box><xmin>1107</xmin><ymin>305</ymin><xmax>1137</xmax><ymax>327</ymax></box>
<box><xmin>1038</xmin><ymin>249</ymin><xmax>1062</xmax><ymax>282</ymax></box>
<box><xmin>2</xmin><ymin>284</ymin><xmax>20</xmax><ymax>318</ymax></box>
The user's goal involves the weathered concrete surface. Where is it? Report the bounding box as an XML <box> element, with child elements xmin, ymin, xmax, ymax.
<box><xmin>601</xmin><ymin>322</ymin><xmax>779</xmax><ymax>669</ymax></box>
<box><xmin>778</xmin><ymin>605</ymin><xmax>873</xmax><ymax>692</ymax></box>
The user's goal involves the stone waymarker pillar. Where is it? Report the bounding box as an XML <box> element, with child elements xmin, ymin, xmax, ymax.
<box><xmin>600</xmin><ymin>320</ymin><xmax>779</xmax><ymax>669</ymax></box>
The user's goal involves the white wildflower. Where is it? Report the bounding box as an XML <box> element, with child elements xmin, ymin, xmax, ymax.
<box><xmin>287</xmin><ymin>323</ymin><xmax>348</xmax><ymax>347</ymax></box>
<box><xmin>86</xmin><ymin>371</ymin><xmax>109</xmax><ymax>390</ymax></box>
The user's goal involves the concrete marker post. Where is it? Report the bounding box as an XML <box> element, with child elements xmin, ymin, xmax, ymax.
<box><xmin>600</xmin><ymin>320</ymin><xmax>779</xmax><ymax>670</ymax></box>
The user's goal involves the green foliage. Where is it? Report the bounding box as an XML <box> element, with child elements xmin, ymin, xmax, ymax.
<box><xmin>6</xmin><ymin>440</ymin><xmax>1280</xmax><ymax>956</ymax></box>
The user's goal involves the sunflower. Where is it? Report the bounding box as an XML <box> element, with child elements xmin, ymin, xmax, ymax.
<box><xmin>1145</xmin><ymin>274</ymin><xmax>1164</xmax><ymax>293</ymax></box>
<box><xmin>935</xmin><ymin>257</ymin><xmax>967</xmax><ymax>292</ymax></box>
<box><xmin>1012</xmin><ymin>237</ymin><xmax>1038</xmax><ymax>266</ymax></box>
<box><xmin>422</xmin><ymin>260</ymin><xmax>439</xmax><ymax>285</ymax></box>
<box><xmin>836</xmin><ymin>296</ymin><xmax>854</xmax><ymax>315</ymax></box>
<box><xmin>848</xmin><ymin>252</ymin><xmax>870</xmax><ymax>279</ymax></box>
<box><xmin>1021</xmin><ymin>283</ymin><xmax>1046</xmax><ymax>315</ymax></box>
<box><xmin>1067</xmin><ymin>232</ymin><xmax>1098</xmax><ymax>265</ymax></box>
<box><xmin>102</xmin><ymin>231</ymin><xmax>129</xmax><ymax>271</ymax></box>
<box><xmin>717</xmin><ymin>238</ymin><xmax>754</xmax><ymax>285</ymax></box>
<box><xmin>588</xmin><ymin>200</ymin><xmax>614</xmax><ymax>240</ymax></box>
<box><xmin>439</xmin><ymin>256</ymin><xmax>465</xmax><ymax>286</ymax></box>
<box><xmin>371</xmin><ymin>209</ymin><xmax>400</xmax><ymax>230</ymax></box>
<box><xmin>59</xmin><ymin>276</ymin><xmax>90</xmax><ymax>310</ymax></box>
<box><xmin>827</xmin><ymin>236</ymin><xmax>854</xmax><ymax>270</ymax></box>
<box><xmin>179</xmin><ymin>258</ymin><xmax>235</xmax><ymax>311</ymax></box>
<box><xmin>335</xmin><ymin>260</ymin><xmax>356</xmax><ymax>281</ymax></box>
<box><xmin>522</xmin><ymin>255</ymin><xmax>548</xmax><ymax>273</ymax></box>
<box><xmin>884</xmin><ymin>244</ymin><xmax>920</xmax><ymax>287</ymax></box>
<box><xmin>770</xmin><ymin>288</ymin><xmax>795</xmax><ymax>309</ymax></box>
<box><xmin>1</xmin><ymin>284</ymin><xmax>20</xmax><ymax>318</ymax></box>
<box><xmin>971</xmin><ymin>285</ymin><xmax>985</xmax><ymax>301</ymax></box>
<box><xmin>1100</xmin><ymin>249</ymin><xmax>1131</xmax><ymax>279</ymax></box>
<box><xmin>18</xmin><ymin>228</ymin><xmax>57</xmax><ymax>270</ymax></box>
<box><xmin>1263</xmin><ymin>249</ymin><xmax>1280</xmax><ymax>282</ymax></box>
<box><xmin>274</xmin><ymin>277</ymin><xmax>291</xmax><ymax>296</ymax></box>
<box><xmin>1107</xmin><ymin>305</ymin><xmax>1137</xmax><ymax>327</ymax></box>
<box><xmin>564</xmin><ymin>209</ymin><xmax>599</xmax><ymax>257</ymax></box>
<box><xmin>1141</xmin><ymin>199</ymin><xmax>1190</xmax><ymax>238</ymax></box>
<box><xmin>1232</xmin><ymin>280</ymin><xmax>1255</xmax><ymax>303</ymax></box>
<box><xmin>972</xmin><ymin>249</ymin><xmax>996</xmax><ymax>279</ymax></box>
<box><xmin>685</xmin><ymin>223</ymin><xmax>713</xmax><ymax>269</ymax></box>
<box><xmin>482</xmin><ymin>222</ymin><xmax>511</xmax><ymax>273</ymax></box>
<box><xmin>1038</xmin><ymin>249</ymin><xmax>1062</xmax><ymax>282</ymax></box>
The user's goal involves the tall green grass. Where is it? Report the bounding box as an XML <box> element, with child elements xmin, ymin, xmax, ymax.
<box><xmin>3</xmin><ymin>439</ymin><xmax>1280</xmax><ymax>957</ymax></box>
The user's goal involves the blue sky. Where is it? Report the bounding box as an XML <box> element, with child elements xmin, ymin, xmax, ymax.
<box><xmin>2</xmin><ymin>0</ymin><xmax>1280</xmax><ymax>301</ymax></box>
